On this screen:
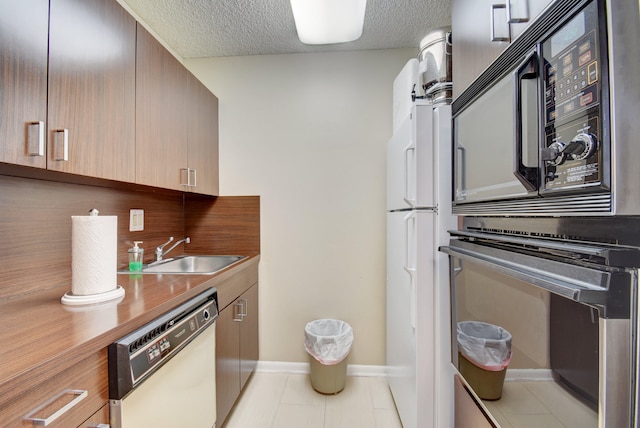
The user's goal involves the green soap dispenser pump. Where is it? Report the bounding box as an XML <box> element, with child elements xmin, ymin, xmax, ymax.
<box><xmin>128</xmin><ymin>241</ymin><xmax>144</xmax><ymax>272</ymax></box>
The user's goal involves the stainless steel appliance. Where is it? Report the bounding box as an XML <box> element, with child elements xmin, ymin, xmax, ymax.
<box><xmin>417</xmin><ymin>27</ymin><xmax>453</xmax><ymax>105</ymax></box>
<box><xmin>441</xmin><ymin>217</ymin><xmax>639</xmax><ymax>427</ymax></box>
<box><xmin>109</xmin><ymin>288</ymin><xmax>218</xmax><ymax>428</ymax></box>
<box><xmin>452</xmin><ymin>0</ymin><xmax>640</xmax><ymax>215</ymax></box>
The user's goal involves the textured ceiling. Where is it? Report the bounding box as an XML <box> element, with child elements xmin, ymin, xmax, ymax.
<box><xmin>120</xmin><ymin>0</ymin><xmax>451</xmax><ymax>59</ymax></box>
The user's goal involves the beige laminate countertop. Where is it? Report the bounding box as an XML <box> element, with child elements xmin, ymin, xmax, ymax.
<box><xmin>0</xmin><ymin>255</ymin><xmax>259</xmax><ymax>401</ymax></box>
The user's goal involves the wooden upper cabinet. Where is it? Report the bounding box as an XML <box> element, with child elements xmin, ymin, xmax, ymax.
<box><xmin>136</xmin><ymin>24</ymin><xmax>219</xmax><ymax>195</ymax></box>
<box><xmin>47</xmin><ymin>0</ymin><xmax>136</xmax><ymax>182</ymax></box>
<box><xmin>135</xmin><ymin>24</ymin><xmax>188</xmax><ymax>191</ymax></box>
<box><xmin>452</xmin><ymin>0</ymin><xmax>557</xmax><ymax>99</ymax></box>
<box><xmin>0</xmin><ymin>1</ymin><xmax>49</xmax><ymax>168</ymax></box>
<box><xmin>187</xmin><ymin>72</ymin><xmax>220</xmax><ymax>196</ymax></box>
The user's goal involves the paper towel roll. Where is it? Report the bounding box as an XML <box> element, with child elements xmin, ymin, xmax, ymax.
<box><xmin>71</xmin><ymin>214</ymin><xmax>117</xmax><ymax>296</ymax></box>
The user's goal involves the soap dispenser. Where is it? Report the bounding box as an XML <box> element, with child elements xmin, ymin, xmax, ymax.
<box><xmin>128</xmin><ymin>241</ymin><xmax>144</xmax><ymax>271</ymax></box>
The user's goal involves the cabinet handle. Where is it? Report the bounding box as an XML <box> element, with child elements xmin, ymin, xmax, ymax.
<box><xmin>23</xmin><ymin>389</ymin><xmax>88</xmax><ymax>426</ymax></box>
<box><xmin>27</xmin><ymin>121</ymin><xmax>45</xmax><ymax>156</ymax></box>
<box><xmin>507</xmin><ymin>0</ymin><xmax>529</xmax><ymax>23</ymax></box>
<box><xmin>239</xmin><ymin>299</ymin><xmax>248</xmax><ymax>318</ymax></box>
<box><xmin>52</xmin><ymin>129</ymin><xmax>69</xmax><ymax>161</ymax></box>
<box><xmin>180</xmin><ymin>168</ymin><xmax>197</xmax><ymax>187</ymax></box>
<box><xmin>189</xmin><ymin>169</ymin><xmax>197</xmax><ymax>187</ymax></box>
<box><xmin>490</xmin><ymin>3</ymin><xmax>510</xmax><ymax>42</ymax></box>
<box><xmin>233</xmin><ymin>302</ymin><xmax>243</xmax><ymax>322</ymax></box>
<box><xmin>180</xmin><ymin>168</ymin><xmax>190</xmax><ymax>186</ymax></box>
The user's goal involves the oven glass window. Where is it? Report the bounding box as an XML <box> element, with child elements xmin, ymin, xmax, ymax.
<box><xmin>451</xmin><ymin>257</ymin><xmax>598</xmax><ymax>427</ymax></box>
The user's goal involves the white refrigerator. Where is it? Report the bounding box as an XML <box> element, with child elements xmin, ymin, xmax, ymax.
<box><xmin>386</xmin><ymin>102</ymin><xmax>455</xmax><ymax>428</ymax></box>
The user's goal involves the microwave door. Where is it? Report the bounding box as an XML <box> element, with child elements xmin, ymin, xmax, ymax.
<box><xmin>454</xmin><ymin>58</ymin><xmax>540</xmax><ymax>205</ymax></box>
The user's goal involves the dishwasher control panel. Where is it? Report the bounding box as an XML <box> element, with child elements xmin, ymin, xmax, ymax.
<box><xmin>108</xmin><ymin>288</ymin><xmax>218</xmax><ymax>400</ymax></box>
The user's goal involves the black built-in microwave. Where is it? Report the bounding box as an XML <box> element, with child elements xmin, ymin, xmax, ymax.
<box><xmin>452</xmin><ymin>0</ymin><xmax>640</xmax><ymax>216</ymax></box>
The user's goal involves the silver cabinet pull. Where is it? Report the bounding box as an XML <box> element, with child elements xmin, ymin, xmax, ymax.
<box><xmin>190</xmin><ymin>169</ymin><xmax>197</xmax><ymax>187</ymax></box>
<box><xmin>239</xmin><ymin>299</ymin><xmax>248</xmax><ymax>318</ymax></box>
<box><xmin>180</xmin><ymin>168</ymin><xmax>197</xmax><ymax>187</ymax></box>
<box><xmin>27</xmin><ymin>121</ymin><xmax>45</xmax><ymax>156</ymax></box>
<box><xmin>24</xmin><ymin>389</ymin><xmax>88</xmax><ymax>426</ymax></box>
<box><xmin>233</xmin><ymin>302</ymin><xmax>243</xmax><ymax>322</ymax></box>
<box><xmin>52</xmin><ymin>129</ymin><xmax>69</xmax><ymax>161</ymax></box>
<box><xmin>491</xmin><ymin>3</ymin><xmax>510</xmax><ymax>42</ymax></box>
<box><xmin>507</xmin><ymin>0</ymin><xmax>529</xmax><ymax>23</ymax></box>
<box><xmin>180</xmin><ymin>168</ymin><xmax>190</xmax><ymax>186</ymax></box>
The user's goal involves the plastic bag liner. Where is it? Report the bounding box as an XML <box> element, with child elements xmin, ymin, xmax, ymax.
<box><xmin>457</xmin><ymin>321</ymin><xmax>512</xmax><ymax>372</ymax></box>
<box><xmin>304</xmin><ymin>319</ymin><xmax>354</xmax><ymax>365</ymax></box>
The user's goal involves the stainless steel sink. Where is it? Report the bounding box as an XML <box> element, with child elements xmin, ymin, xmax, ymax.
<box><xmin>122</xmin><ymin>255</ymin><xmax>246</xmax><ymax>274</ymax></box>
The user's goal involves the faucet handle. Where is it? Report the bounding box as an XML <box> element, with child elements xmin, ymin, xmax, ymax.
<box><xmin>156</xmin><ymin>237</ymin><xmax>174</xmax><ymax>253</ymax></box>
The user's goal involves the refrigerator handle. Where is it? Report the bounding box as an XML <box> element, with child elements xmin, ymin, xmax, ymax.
<box><xmin>403</xmin><ymin>140</ymin><xmax>416</xmax><ymax>207</ymax></box>
<box><xmin>403</xmin><ymin>212</ymin><xmax>417</xmax><ymax>329</ymax></box>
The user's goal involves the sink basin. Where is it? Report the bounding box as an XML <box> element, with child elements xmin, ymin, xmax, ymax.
<box><xmin>124</xmin><ymin>255</ymin><xmax>246</xmax><ymax>274</ymax></box>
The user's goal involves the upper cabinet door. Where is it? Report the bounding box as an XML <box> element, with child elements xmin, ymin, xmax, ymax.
<box><xmin>135</xmin><ymin>24</ymin><xmax>188</xmax><ymax>191</ymax></box>
<box><xmin>0</xmin><ymin>1</ymin><xmax>49</xmax><ymax>168</ymax></box>
<box><xmin>187</xmin><ymin>73</ymin><xmax>220</xmax><ymax>196</ymax></box>
<box><xmin>452</xmin><ymin>0</ymin><xmax>557</xmax><ymax>99</ymax></box>
<box><xmin>47</xmin><ymin>0</ymin><xmax>136</xmax><ymax>182</ymax></box>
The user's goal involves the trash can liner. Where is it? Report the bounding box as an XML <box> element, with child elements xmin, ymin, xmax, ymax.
<box><xmin>304</xmin><ymin>319</ymin><xmax>354</xmax><ymax>365</ymax></box>
<box><xmin>457</xmin><ymin>321</ymin><xmax>512</xmax><ymax>372</ymax></box>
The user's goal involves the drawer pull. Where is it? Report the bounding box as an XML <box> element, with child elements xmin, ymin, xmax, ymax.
<box><xmin>24</xmin><ymin>389</ymin><xmax>88</xmax><ymax>426</ymax></box>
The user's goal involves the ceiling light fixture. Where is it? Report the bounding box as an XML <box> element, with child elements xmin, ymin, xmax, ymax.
<box><xmin>290</xmin><ymin>0</ymin><xmax>367</xmax><ymax>45</ymax></box>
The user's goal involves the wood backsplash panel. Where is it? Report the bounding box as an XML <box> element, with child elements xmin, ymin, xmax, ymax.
<box><xmin>0</xmin><ymin>175</ymin><xmax>184</xmax><ymax>301</ymax></box>
<box><xmin>185</xmin><ymin>195</ymin><xmax>260</xmax><ymax>256</ymax></box>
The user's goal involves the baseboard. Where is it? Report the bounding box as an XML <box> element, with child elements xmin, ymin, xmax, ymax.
<box><xmin>505</xmin><ymin>368</ymin><xmax>554</xmax><ymax>381</ymax></box>
<box><xmin>256</xmin><ymin>360</ymin><xmax>388</xmax><ymax>377</ymax></box>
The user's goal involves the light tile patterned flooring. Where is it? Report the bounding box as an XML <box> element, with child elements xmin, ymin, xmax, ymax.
<box><xmin>483</xmin><ymin>380</ymin><xmax>597</xmax><ymax>428</ymax></box>
<box><xmin>222</xmin><ymin>372</ymin><xmax>403</xmax><ymax>428</ymax></box>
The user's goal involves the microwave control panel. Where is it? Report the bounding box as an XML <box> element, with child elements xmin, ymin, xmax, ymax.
<box><xmin>540</xmin><ymin>0</ymin><xmax>604</xmax><ymax>191</ymax></box>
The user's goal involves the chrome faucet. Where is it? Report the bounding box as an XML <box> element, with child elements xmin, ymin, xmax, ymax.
<box><xmin>155</xmin><ymin>236</ymin><xmax>191</xmax><ymax>262</ymax></box>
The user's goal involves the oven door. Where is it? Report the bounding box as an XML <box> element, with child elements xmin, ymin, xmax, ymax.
<box><xmin>440</xmin><ymin>236</ymin><xmax>636</xmax><ymax>428</ymax></box>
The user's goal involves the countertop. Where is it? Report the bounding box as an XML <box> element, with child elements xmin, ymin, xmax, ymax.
<box><xmin>0</xmin><ymin>255</ymin><xmax>259</xmax><ymax>401</ymax></box>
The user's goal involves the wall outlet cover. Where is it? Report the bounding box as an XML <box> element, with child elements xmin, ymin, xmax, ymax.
<box><xmin>129</xmin><ymin>209</ymin><xmax>144</xmax><ymax>231</ymax></box>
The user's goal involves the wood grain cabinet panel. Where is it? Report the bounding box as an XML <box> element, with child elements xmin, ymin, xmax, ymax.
<box><xmin>452</xmin><ymin>0</ymin><xmax>557</xmax><ymax>99</ymax></box>
<box><xmin>0</xmin><ymin>350</ymin><xmax>108</xmax><ymax>428</ymax></box>
<box><xmin>187</xmin><ymin>72</ymin><xmax>220</xmax><ymax>196</ymax></box>
<box><xmin>135</xmin><ymin>23</ymin><xmax>188</xmax><ymax>191</ymax></box>
<box><xmin>216</xmin><ymin>282</ymin><xmax>259</xmax><ymax>426</ymax></box>
<box><xmin>0</xmin><ymin>0</ymin><xmax>49</xmax><ymax>168</ymax></box>
<box><xmin>136</xmin><ymin>24</ymin><xmax>219</xmax><ymax>195</ymax></box>
<box><xmin>47</xmin><ymin>0</ymin><xmax>136</xmax><ymax>182</ymax></box>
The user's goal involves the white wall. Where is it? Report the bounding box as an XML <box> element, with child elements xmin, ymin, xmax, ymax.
<box><xmin>186</xmin><ymin>49</ymin><xmax>415</xmax><ymax>365</ymax></box>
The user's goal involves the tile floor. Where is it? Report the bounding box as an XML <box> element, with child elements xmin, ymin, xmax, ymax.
<box><xmin>222</xmin><ymin>372</ymin><xmax>403</xmax><ymax>428</ymax></box>
<box><xmin>482</xmin><ymin>380</ymin><xmax>597</xmax><ymax>428</ymax></box>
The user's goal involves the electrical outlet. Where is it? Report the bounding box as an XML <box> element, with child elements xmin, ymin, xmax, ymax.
<box><xmin>129</xmin><ymin>209</ymin><xmax>144</xmax><ymax>231</ymax></box>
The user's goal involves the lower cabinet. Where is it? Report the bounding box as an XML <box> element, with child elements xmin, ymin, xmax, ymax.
<box><xmin>216</xmin><ymin>282</ymin><xmax>259</xmax><ymax>426</ymax></box>
<box><xmin>0</xmin><ymin>350</ymin><xmax>108</xmax><ymax>427</ymax></box>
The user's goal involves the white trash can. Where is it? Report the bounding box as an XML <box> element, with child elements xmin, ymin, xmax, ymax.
<box><xmin>304</xmin><ymin>319</ymin><xmax>354</xmax><ymax>394</ymax></box>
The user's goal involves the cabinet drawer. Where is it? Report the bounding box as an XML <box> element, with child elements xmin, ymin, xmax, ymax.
<box><xmin>0</xmin><ymin>349</ymin><xmax>108</xmax><ymax>427</ymax></box>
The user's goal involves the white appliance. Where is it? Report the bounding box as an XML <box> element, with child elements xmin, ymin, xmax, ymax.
<box><xmin>109</xmin><ymin>289</ymin><xmax>218</xmax><ymax>428</ymax></box>
<box><xmin>386</xmin><ymin>101</ymin><xmax>455</xmax><ymax>428</ymax></box>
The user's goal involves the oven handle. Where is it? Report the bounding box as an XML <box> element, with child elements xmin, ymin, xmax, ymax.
<box><xmin>440</xmin><ymin>241</ymin><xmax>632</xmax><ymax>319</ymax></box>
<box><xmin>513</xmin><ymin>49</ymin><xmax>539</xmax><ymax>192</ymax></box>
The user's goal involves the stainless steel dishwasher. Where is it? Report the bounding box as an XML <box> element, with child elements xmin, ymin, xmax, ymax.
<box><xmin>109</xmin><ymin>288</ymin><xmax>218</xmax><ymax>428</ymax></box>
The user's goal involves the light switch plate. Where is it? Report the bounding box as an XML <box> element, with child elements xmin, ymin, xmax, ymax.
<box><xmin>129</xmin><ymin>209</ymin><xmax>144</xmax><ymax>231</ymax></box>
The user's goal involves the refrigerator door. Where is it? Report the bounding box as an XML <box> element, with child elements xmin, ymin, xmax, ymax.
<box><xmin>387</xmin><ymin>209</ymin><xmax>436</xmax><ymax>428</ymax></box>
<box><xmin>387</xmin><ymin>104</ymin><xmax>435</xmax><ymax>211</ymax></box>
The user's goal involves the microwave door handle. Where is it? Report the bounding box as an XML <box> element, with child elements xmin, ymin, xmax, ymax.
<box><xmin>513</xmin><ymin>50</ymin><xmax>539</xmax><ymax>192</ymax></box>
<box><xmin>456</xmin><ymin>144</ymin><xmax>466</xmax><ymax>201</ymax></box>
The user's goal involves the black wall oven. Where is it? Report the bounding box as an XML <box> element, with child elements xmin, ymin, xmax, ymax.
<box><xmin>441</xmin><ymin>216</ymin><xmax>639</xmax><ymax>427</ymax></box>
<box><xmin>452</xmin><ymin>0</ymin><xmax>640</xmax><ymax>216</ymax></box>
